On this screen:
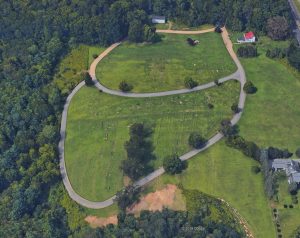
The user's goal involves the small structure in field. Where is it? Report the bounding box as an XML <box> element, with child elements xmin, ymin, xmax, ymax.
<box><xmin>186</xmin><ymin>38</ymin><xmax>199</xmax><ymax>46</ymax></box>
<box><xmin>152</xmin><ymin>16</ymin><xmax>166</xmax><ymax>24</ymax></box>
<box><xmin>237</xmin><ymin>31</ymin><xmax>256</xmax><ymax>43</ymax></box>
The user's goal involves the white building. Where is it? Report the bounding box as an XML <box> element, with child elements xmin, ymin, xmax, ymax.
<box><xmin>152</xmin><ymin>16</ymin><xmax>166</xmax><ymax>24</ymax></box>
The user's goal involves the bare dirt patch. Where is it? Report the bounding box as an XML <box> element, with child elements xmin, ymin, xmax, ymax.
<box><xmin>85</xmin><ymin>215</ymin><xmax>118</xmax><ymax>228</ymax></box>
<box><xmin>85</xmin><ymin>184</ymin><xmax>185</xmax><ymax>228</ymax></box>
<box><xmin>128</xmin><ymin>184</ymin><xmax>186</xmax><ymax>215</ymax></box>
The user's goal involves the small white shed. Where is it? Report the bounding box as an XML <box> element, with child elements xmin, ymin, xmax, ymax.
<box><xmin>152</xmin><ymin>16</ymin><xmax>166</xmax><ymax>24</ymax></box>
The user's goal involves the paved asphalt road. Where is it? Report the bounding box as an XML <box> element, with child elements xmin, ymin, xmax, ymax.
<box><xmin>59</xmin><ymin>27</ymin><xmax>247</xmax><ymax>209</ymax></box>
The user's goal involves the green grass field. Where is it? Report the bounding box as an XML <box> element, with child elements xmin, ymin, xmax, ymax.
<box><xmin>148</xmin><ymin>142</ymin><xmax>276</xmax><ymax>238</ymax></box>
<box><xmin>96</xmin><ymin>32</ymin><xmax>236</xmax><ymax>92</ymax></box>
<box><xmin>144</xmin><ymin>36</ymin><xmax>300</xmax><ymax>238</ymax></box>
<box><xmin>64</xmin><ymin>81</ymin><xmax>239</xmax><ymax>201</ymax></box>
<box><xmin>275</xmin><ymin>178</ymin><xmax>300</xmax><ymax>238</ymax></box>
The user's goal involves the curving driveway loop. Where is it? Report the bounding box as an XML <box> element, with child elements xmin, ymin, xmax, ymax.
<box><xmin>59</xmin><ymin>27</ymin><xmax>247</xmax><ymax>209</ymax></box>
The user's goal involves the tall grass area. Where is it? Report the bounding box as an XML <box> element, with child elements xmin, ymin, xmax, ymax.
<box><xmin>64</xmin><ymin>81</ymin><xmax>239</xmax><ymax>201</ymax></box>
<box><xmin>53</xmin><ymin>45</ymin><xmax>105</xmax><ymax>94</ymax></box>
<box><xmin>96</xmin><ymin>32</ymin><xmax>236</xmax><ymax>92</ymax></box>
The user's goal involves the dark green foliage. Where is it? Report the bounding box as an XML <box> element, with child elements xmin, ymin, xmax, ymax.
<box><xmin>128</xmin><ymin>20</ymin><xmax>145</xmax><ymax>42</ymax></box>
<box><xmin>114</xmin><ymin>185</ymin><xmax>141</xmax><ymax>210</ymax></box>
<box><xmin>163</xmin><ymin>154</ymin><xmax>187</xmax><ymax>174</ymax></box>
<box><xmin>296</xmin><ymin>148</ymin><xmax>300</xmax><ymax>158</ymax></box>
<box><xmin>266</xmin><ymin>16</ymin><xmax>290</xmax><ymax>40</ymax></box>
<box><xmin>251</xmin><ymin>166</ymin><xmax>261</xmax><ymax>174</ymax></box>
<box><xmin>237</xmin><ymin>45</ymin><xmax>258</xmax><ymax>58</ymax></box>
<box><xmin>243</xmin><ymin>81</ymin><xmax>257</xmax><ymax>94</ymax></box>
<box><xmin>215</xmin><ymin>27</ymin><xmax>223</xmax><ymax>33</ymax></box>
<box><xmin>231</xmin><ymin>103</ymin><xmax>240</xmax><ymax>113</ymax></box>
<box><xmin>214</xmin><ymin>79</ymin><xmax>222</xmax><ymax>86</ymax></box>
<box><xmin>267</xmin><ymin>147</ymin><xmax>293</xmax><ymax>160</ymax></box>
<box><xmin>260</xmin><ymin>150</ymin><xmax>276</xmax><ymax>199</ymax></box>
<box><xmin>220</xmin><ymin>119</ymin><xmax>239</xmax><ymax>138</ymax></box>
<box><xmin>144</xmin><ymin>25</ymin><xmax>161</xmax><ymax>43</ymax></box>
<box><xmin>121</xmin><ymin>123</ymin><xmax>155</xmax><ymax>180</ymax></box>
<box><xmin>266</xmin><ymin>48</ymin><xmax>287</xmax><ymax>59</ymax></box>
<box><xmin>119</xmin><ymin>80</ymin><xmax>133</xmax><ymax>92</ymax></box>
<box><xmin>225</xmin><ymin>135</ymin><xmax>261</xmax><ymax>161</ymax></box>
<box><xmin>287</xmin><ymin>42</ymin><xmax>300</xmax><ymax>71</ymax></box>
<box><xmin>184</xmin><ymin>77</ymin><xmax>198</xmax><ymax>89</ymax></box>
<box><xmin>83</xmin><ymin>72</ymin><xmax>94</xmax><ymax>86</ymax></box>
<box><xmin>188</xmin><ymin>132</ymin><xmax>207</xmax><ymax>149</ymax></box>
<box><xmin>289</xmin><ymin>182</ymin><xmax>298</xmax><ymax>195</ymax></box>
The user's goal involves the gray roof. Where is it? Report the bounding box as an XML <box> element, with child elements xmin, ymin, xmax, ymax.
<box><xmin>272</xmin><ymin>159</ymin><xmax>292</xmax><ymax>170</ymax></box>
<box><xmin>291</xmin><ymin>173</ymin><xmax>300</xmax><ymax>183</ymax></box>
<box><xmin>272</xmin><ymin>159</ymin><xmax>300</xmax><ymax>183</ymax></box>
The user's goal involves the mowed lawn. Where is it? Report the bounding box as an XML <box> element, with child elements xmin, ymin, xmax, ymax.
<box><xmin>145</xmin><ymin>37</ymin><xmax>300</xmax><ymax>238</ymax></box>
<box><xmin>96</xmin><ymin>32</ymin><xmax>236</xmax><ymax>92</ymax></box>
<box><xmin>64</xmin><ymin>81</ymin><xmax>239</xmax><ymax>201</ymax></box>
<box><xmin>275</xmin><ymin>178</ymin><xmax>300</xmax><ymax>238</ymax></box>
<box><xmin>149</xmin><ymin>142</ymin><xmax>276</xmax><ymax>238</ymax></box>
<box><xmin>236</xmin><ymin>43</ymin><xmax>300</xmax><ymax>237</ymax></box>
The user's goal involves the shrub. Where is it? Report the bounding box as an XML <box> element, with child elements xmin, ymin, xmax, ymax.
<box><xmin>267</xmin><ymin>147</ymin><xmax>293</xmax><ymax>160</ymax></box>
<box><xmin>214</xmin><ymin>26</ymin><xmax>222</xmax><ymax>33</ymax></box>
<box><xmin>186</xmin><ymin>38</ymin><xmax>197</xmax><ymax>46</ymax></box>
<box><xmin>92</xmin><ymin>53</ymin><xmax>98</xmax><ymax>59</ymax></box>
<box><xmin>287</xmin><ymin>42</ymin><xmax>300</xmax><ymax>71</ymax></box>
<box><xmin>251</xmin><ymin>166</ymin><xmax>261</xmax><ymax>174</ymax></box>
<box><xmin>237</xmin><ymin>45</ymin><xmax>258</xmax><ymax>58</ymax></box>
<box><xmin>114</xmin><ymin>185</ymin><xmax>141</xmax><ymax>210</ymax></box>
<box><xmin>83</xmin><ymin>72</ymin><xmax>94</xmax><ymax>86</ymax></box>
<box><xmin>289</xmin><ymin>204</ymin><xmax>294</xmax><ymax>208</ymax></box>
<box><xmin>289</xmin><ymin>182</ymin><xmax>298</xmax><ymax>195</ymax></box>
<box><xmin>231</xmin><ymin>103</ymin><xmax>240</xmax><ymax>113</ymax></box>
<box><xmin>266</xmin><ymin>48</ymin><xmax>286</xmax><ymax>59</ymax></box>
<box><xmin>207</xmin><ymin>103</ymin><xmax>214</xmax><ymax>109</ymax></box>
<box><xmin>296</xmin><ymin>148</ymin><xmax>300</xmax><ymax>158</ymax></box>
<box><xmin>184</xmin><ymin>77</ymin><xmax>198</xmax><ymax>89</ymax></box>
<box><xmin>163</xmin><ymin>154</ymin><xmax>187</xmax><ymax>175</ymax></box>
<box><xmin>119</xmin><ymin>81</ymin><xmax>133</xmax><ymax>92</ymax></box>
<box><xmin>214</xmin><ymin>79</ymin><xmax>222</xmax><ymax>86</ymax></box>
<box><xmin>283</xmin><ymin>204</ymin><xmax>288</xmax><ymax>208</ymax></box>
<box><xmin>292</xmin><ymin>195</ymin><xmax>298</xmax><ymax>204</ymax></box>
<box><xmin>243</xmin><ymin>81</ymin><xmax>257</xmax><ymax>94</ymax></box>
<box><xmin>188</xmin><ymin>132</ymin><xmax>207</xmax><ymax>149</ymax></box>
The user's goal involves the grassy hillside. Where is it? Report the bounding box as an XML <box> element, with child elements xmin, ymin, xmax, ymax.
<box><xmin>96</xmin><ymin>32</ymin><xmax>236</xmax><ymax>92</ymax></box>
<box><xmin>64</xmin><ymin>81</ymin><xmax>239</xmax><ymax>201</ymax></box>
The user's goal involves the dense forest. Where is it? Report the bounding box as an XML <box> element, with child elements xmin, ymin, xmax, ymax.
<box><xmin>0</xmin><ymin>0</ymin><xmax>295</xmax><ymax>237</ymax></box>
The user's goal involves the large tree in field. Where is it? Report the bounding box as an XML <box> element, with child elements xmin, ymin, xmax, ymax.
<box><xmin>163</xmin><ymin>154</ymin><xmax>187</xmax><ymax>174</ymax></box>
<box><xmin>266</xmin><ymin>16</ymin><xmax>290</xmax><ymax>40</ymax></box>
<box><xmin>121</xmin><ymin>123</ymin><xmax>155</xmax><ymax>180</ymax></box>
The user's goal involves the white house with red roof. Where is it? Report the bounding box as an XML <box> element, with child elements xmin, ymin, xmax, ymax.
<box><xmin>237</xmin><ymin>31</ymin><xmax>256</xmax><ymax>43</ymax></box>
